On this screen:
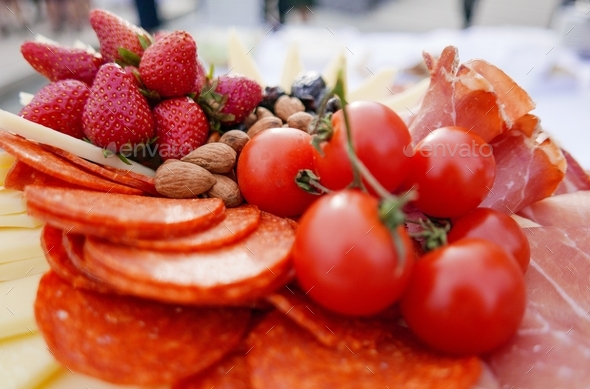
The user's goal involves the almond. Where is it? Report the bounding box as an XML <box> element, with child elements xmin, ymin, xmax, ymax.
<box><xmin>155</xmin><ymin>160</ymin><xmax>216</xmax><ymax>198</ymax></box>
<box><xmin>219</xmin><ymin>130</ymin><xmax>250</xmax><ymax>155</ymax></box>
<box><xmin>274</xmin><ymin>95</ymin><xmax>305</xmax><ymax>122</ymax></box>
<box><xmin>181</xmin><ymin>142</ymin><xmax>237</xmax><ymax>174</ymax></box>
<box><xmin>256</xmin><ymin>106</ymin><xmax>274</xmax><ymax>120</ymax></box>
<box><xmin>287</xmin><ymin>111</ymin><xmax>314</xmax><ymax>133</ymax></box>
<box><xmin>206</xmin><ymin>174</ymin><xmax>243</xmax><ymax>207</ymax></box>
<box><xmin>244</xmin><ymin>112</ymin><xmax>258</xmax><ymax>128</ymax></box>
<box><xmin>246</xmin><ymin>116</ymin><xmax>282</xmax><ymax>138</ymax></box>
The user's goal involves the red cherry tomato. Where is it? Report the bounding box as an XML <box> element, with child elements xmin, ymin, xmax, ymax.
<box><xmin>314</xmin><ymin>101</ymin><xmax>412</xmax><ymax>194</ymax></box>
<box><xmin>400</xmin><ymin>238</ymin><xmax>526</xmax><ymax>355</ymax></box>
<box><xmin>448</xmin><ymin>207</ymin><xmax>530</xmax><ymax>273</ymax></box>
<box><xmin>292</xmin><ymin>190</ymin><xmax>413</xmax><ymax>316</ymax></box>
<box><xmin>409</xmin><ymin>126</ymin><xmax>496</xmax><ymax>218</ymax></box>
<box><xmin>237</xmin><ymin>128</ymin><xmax>317</xmax><ymax>217</ymax></box>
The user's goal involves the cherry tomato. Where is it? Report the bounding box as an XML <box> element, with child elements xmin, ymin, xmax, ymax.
<box><xmin>237</xmin><ymin>128</ymin><xmax>317</xmax><ymax>217</ymax></box>
<box><xmin>448</xmin><ymin>207</ymin><xmax>530</xmax><ymax>273</ymax></box>
<box><xmin>400</xmin><ymin>238</ymin><xmax>526</xmax><ymax>355</ymax></box>
<box><xmin>408</xmin><ymin>126</ymin><xmax>496</xmax><ymax>218</ymax></box>
<box><xmin>314</xmin><ymin>101</ymin><xmax>412</xmax><ymax>194</ymax></box>
<box><xmin>292</xmin><ymin>190</ymin><xmax>413</xmax><ymax>316</ymax></box>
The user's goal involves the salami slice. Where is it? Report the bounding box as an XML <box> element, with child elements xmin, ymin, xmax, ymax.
<box><xmin>41</xmin><ymin>225</ymin><xmax>113</xmax><ymax>293</ymax></box>
<box><xmin>43</xmin><ymin>144</ymin><xmax>159</xmax><ymax>196</ymax></box>
<box><xmin>172</xmin><ymin>352</ymin><xmax>252</xmax><ymax>389</ymax></box>
<box><xmin>82</xmin><ymin>212</ymin><xmax>294</xmax><ymax>305</ymax></box>
<box><xmin>246</xmin><ymin>311</ymin><xmax>482</xmax><ymax>389</ymax></box>
<box><xmin>0</xmin><ymin>131</ymin><xmax>143</xmax><ymax>195</ymax></box>
<box><xmin>4</xmin><ymin>160</ymin><xmax>82</xmax><ymax>191</ymax></box>
<box><xmin>35</xmin><ymin>271</ymin><xmax>251</xmax><ymax>386</ymax></box>
<box><xmin>24</xmin><ymin>186</ymin><xmax>225</xmax><ymax>240</ymax></box>
<box><xmin>126</xmin><ymin>205</ymin><xmax>261</xmax><ymax>251</ymax></box>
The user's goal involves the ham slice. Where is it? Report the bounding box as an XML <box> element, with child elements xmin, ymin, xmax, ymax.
<box><xmin>486</xmin><ymin>226</ymin><xmax>590</xmax><ymax>388</ymax></box>
<box><xmin>554</xmin><ymin>149</ymin><xmax>590</xmax><ymax>195</ymax></box>
<box><xmin>518</xmin><ymin>191</ymin><xmax>590</xmax><ymax>227</ymax></box>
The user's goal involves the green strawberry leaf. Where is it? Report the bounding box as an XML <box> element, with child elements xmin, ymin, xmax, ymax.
<box><xmin>117</xmin><ymin>47</ymin><xmax>141</xmax><ymax>67</ymax></box>
<box><xmin>138</xmin><ymin>33</ymin><xmax>153</xmax><ymax>51</ymax></box>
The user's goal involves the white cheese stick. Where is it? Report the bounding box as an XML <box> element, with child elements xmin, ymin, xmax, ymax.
<box><xmin>0</xmin><ymin>226</ymin><xmax>44</xmax><ymax>263</ymax></box>
<box><xmin>0</xmin><ymin>212</ymin><xmax>43</xmax><ymax>228</ymax></box>
<box><xmin>0</xmin><ymin>273</ymin><xmax>42</xmax><ymax>340</ymax></box>
<box><xmin>0</xmin><ymin>256</ymin><xmax>48</xmax><ymax>282</ymax></box>
<box><xmin>0</xmin><ymin>188</ymin><xmax>27</xmax><ymax>216</ymax></box>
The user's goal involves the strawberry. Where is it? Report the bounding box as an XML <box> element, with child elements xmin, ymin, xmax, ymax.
<box><xmin>89</xmin><ymin>9</ymin><xmax>151</xmax><ymax>63</ymax></box>
<box><xmin>200</xmin><ymin>75</ymin><xmax>263</xmax><ymax>129</ymax></box>
<box><xmin>153</xmin><ymin>97</ymin><xmax>209</xmax><ymax>160</ymax></box>
<box><xmin>21</xmin><ymin>41</ymin><xmax>104</xmax><ymax>85</ymax></box>
<box><xmin>82</xmin><ymin>63</ymin><xmax>155</xmax><ymax>151</ymax></box>
<box><xmin>191</xmin><ymin>59</ymin><xmax>207</xmax><ymax>96</ymax></box>
<box><xmin>20</xmin><ymin>79</ymin><xmax>89</xmax><ymax>139</ymax></box>
<box><xmin>139</xmin><ymin>31</ymin><xmax>197</xmax><ymax>98</ymax></box>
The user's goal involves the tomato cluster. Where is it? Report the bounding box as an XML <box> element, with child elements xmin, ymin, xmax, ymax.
<box><xmin>236</xmin><ymin>101</ymin><xmax>528</xmax><ymax>356</ymax></box>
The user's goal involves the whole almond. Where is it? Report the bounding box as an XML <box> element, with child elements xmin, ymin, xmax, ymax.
<box><xmin>274</xmin><ymin>95</ymin><xmax>305</xmax><ymax>122</ymax></box>
<box><xmin>155</xmin><ymin>160</ymin><xmax>216</xmax><ymax>198</ymax></box>
<box><xmin>219</xmin><ymin>130</ymin><xmax>250</xmax><ymax>155</ymax></box>
<box><xmin>247</xmin><ymin>116</ymin><xmax>282</xmax><ymax>138</ymax></box>
<box><xmin>287</xmin><ymin>111</ymin><xmax>314</xmax><ymax>133</ymax></box>
<box><xmin>206</xmin><ymin>131</ymin><xmax>221</xmax><ymax>143</ymax></box>
<box><xmin>244</xmin><ymin>112</ymin><xmax>258</xmax><ymax>128</ymax></box>
<box><xmin>256</xmin><ymin>106</ymin><xmax>274</xmax><ymax>120</ymax></box>
<box><xmin>206</xmin><ymin>174</ymin><xmax>243</xmax><ymax>207</ymax></box>
<box><xmin>181</xmin><ymin>142</ymin><xmax>237</xmax><ymax>174</ymax></box>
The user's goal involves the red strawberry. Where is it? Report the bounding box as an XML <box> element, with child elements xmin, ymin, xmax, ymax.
<box><xmin>191</xmin><ymin>60</ymin><xmax>207</xmax><ymax>96</ymax></box>
<box><xmin>139</xmin><ymin>31</ymin><xmax>197</xmax><ymax>98</ymax></box>
<box><xmin>20</xmin><ymin>79</ymin><xmax>89</xmax><ymax>139</ymax></box>
<box><xmin>82</xmin><ymin>63</ymin><xmax>155</xmax><ymax>151</ymax></box>
<box><xmin>89</xmin><ymin>9</ymin><xmax>150</xmax><ymax>63</ymax></box>
<box><xmin>207</xmin><ymin>75</ymin><xmax>263</xmax><ymax>126</ymax></box>
<box><xmin>21</xmin><ymin>41</ymin><xmax>104</xmax><ymax>85</ymax></box>
<box><xmin>153</xmin><ymin>97</ymin><xmax>209</xmax><ymax>160</ymax></box>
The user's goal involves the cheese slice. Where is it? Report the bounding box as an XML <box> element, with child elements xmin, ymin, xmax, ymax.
<box><xmin>0</xmin><ymin>273</ymin><xmax>42</xmax><ymax>339</ymax></box>
<box><xmin>0</xmin><ymin>110</ymin><xmax>156</xmax><ymax>177</ymax></box>
<box><xmin>227</xmin><ymin>28</ymin><xmax>265</xmax><ymax>87</ymax></box>
<box><xmin>0</xmin><ymin>166</ymin><xmax>11</xmax><ymax>186</ymax></box>
<box><xmin>0</xmin><ymin>256</ymin><xmax>48</xmax><ymax>282</ymax></box>
<box><xmin>378</xmin><ymin>77</ymin><xmax>430</xmax><ymax>114</ymax></box>
<box><xmin>0</xmin><ymin>188</ymin><xmax>27</xmax><ymax>216</ymax></box>
<box><xmin>280</xmin><ymin>43</ymin><xmax>304</xmax><ymax>94</ymax></box>
<box><xmin>0</xmin><ymin>212</ymin><xmax>43</xmax><ymax>228</ymax></box>
<box><xmin>41</xmin><ymin>369</ymin><xmax>156</xmax><ymax>389</ymax></box>
<box><xmin>0</xmin><ymin>334</ymin><xmax>60</xmax><ymax>389</ymax></box>
<box><xmin>0</xmin><ymin>150</ymin><xmax>16</xmax><ymax>168</ymax></box>
<box><xmin>0</xmin><ymin>226</ymin><xmax>44</xmax><ymax>263</ymax></box>
<box><xmin>348</xmin><ymin>67</ymin><xmax>398</xmax><ymax>102</ymax></box>
<box><xmin>19</xmin><ymin>91</ymin><xmax>34</xmax><ymax>107</ymax></box>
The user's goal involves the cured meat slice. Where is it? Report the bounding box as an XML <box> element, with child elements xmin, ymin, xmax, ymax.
<box><xmin>35</xmin><ymin>271</ymin><xmax>250</xmax><ymax>386</ymax></box>
<box><xmin>172</xmin><ymin>352</ymin><xmax>252</xmax><ymax>389</ymax></box>
<box><xmin>480</xmin><ymin>115</ymin><xmax>566</xmax><ymax>213</ymax></box>
<box><xmin>41</xmin><ymin>225</ymin><xmax>113</xmax><ymax>293</ymax></box>
<box><xmin>408</xmin><ymin>46</ymin><xmax>535</xmax><ymax>143</ymax></box>
<box><xmin>518</xmin><ymin>191</ymin><xmax>590</xmax><ymax>227</ymax></box>
<box><xmin>246</xmin><ymin>311</ymin><xmax>482</xmax><ymax>389</ymax></box>
<box><xmin>4</xmin><ymin>160</ymin><xmax>82</xmax><ymax>191</ymax></box>
<box><xmin>126</xmin><ymin>205</ymin><xmax>261</xmax><ymax>251</ymax></box>
<box><xmin>82</xmin><ymin>213</ymin><xmax>294</xmax><ymax>305</ymax></box>
<box><xmin>554</xmin><ymin>149</ymin><xmax>590</xmax><ymax>195</ymax></box>
<box><xmin>0</xmin><ymin>131</ymin><xmax>143</xmax><ymax>195</ymax></box>
<box><xmin>43</xmin><ymin>144</ymin><xmax>158</xmax><ymax>195</ymax></box>
<box><xmin>24</xmin><ymin>186</ymin><xmax>225</xmax><ymax>240</ymax></box>
<box><xmin>486</xmin><ymin>226</ymin><xmax>590</xmax><ymax>388</ymax></box>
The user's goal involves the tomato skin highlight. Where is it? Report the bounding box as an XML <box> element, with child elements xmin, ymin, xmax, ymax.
<box><xmin>409</xmin><ymin>126</ymin><xmax>496</xmax><ymax>218</ymax></box>
<box><xmin>400</xmin><ymin>238</ymin><xmax>526</xmax><ymax>355</ymax></box>
<box><xmin>448</xmin><ymin>207</ymin><xmax>530</xmax><ymax>273</ymax></box>
<box><xmin>314</xmin><ymin>101</ymin><xmax>412</xmax><ymax>194</ymax></box>
<box><xmin>292</xmin><ymin>190</ymin><xmax>414</xmax><ymax>316</ymax></box>
<box><xmin>236</xmin><ymin>128</ymin><xmax>317</xmax><ymax>217</ymax></box>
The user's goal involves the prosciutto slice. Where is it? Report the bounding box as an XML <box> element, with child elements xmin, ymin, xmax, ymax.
<box><xmin>486</xmin><ymin>226</ymin><xmax>590</xmax><ymax>388</ymax></box>
<box><xmin>554</xmin><ymin>149</ymin><xmax>590</xmax><ymax>195</ymax></box>
<box><xmin>518</xmin><ymin>191</ymin><xmax>590</xmax><ymax>227</ymax></box>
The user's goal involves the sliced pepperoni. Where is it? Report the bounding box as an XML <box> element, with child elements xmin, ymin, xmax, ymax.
<box><xmin>43</xmin><ymin>144</ymin><xmax>159</xmax><ymax>196</ymax></box>
<box><xmin>4</xmin><ymin>160</ymin><xmax>82</xmax><ymax>191</ymax></box>
<box><xmin>172</xmin><ymin>352</ymin><xmax>252</xmax><ymax>389</ymax></box>
<box><xmin>35</xmin><ymin>271</ymin><xmax>251</xmax><ymax>386</ymax></box>
<box><xmin>127</xmin><ymin>205</ymin><xmax>261</xmax><ymax>251</ymax></box>
<box><xmin>24</xmin><ymin>185</ymin><xmax>225</xmax><ymax>240</ymax></box>
<box><xmin>246</xmin><ymin>311</ymin><xmax>482</xmax><ymax>389</ymax></box>
<box><xmin>41</xmin><ymin>225</ymin><xmax>113</xmax><ymax>293</ymax></box>
<box><xmin>82</xmin><ymin>213</ymin><xmax>294</xmax><ymax>305</ymax></box>
<box><xmin>0</xmin><ymin>131</ymin><xmax>143</xmax><ymax>195</ymax></box>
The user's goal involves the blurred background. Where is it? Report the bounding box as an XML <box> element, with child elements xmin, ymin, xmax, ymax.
<box><xmin>0</xmin><ymin>0</ymin><xmax>589</xmax><ymax>164</ymax></box>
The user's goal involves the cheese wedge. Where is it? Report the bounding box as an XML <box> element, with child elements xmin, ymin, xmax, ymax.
<box><xmin>322</xmin><ymin>49</ymin><xmax>347</xmax><ymax>94</ymax></box>
<box><xmin>0</xmin><ymin>188</ymin><xmax>27</xmax><ymax>216</ymax></box>
<box><xmin>227</xmin><ymin>28</ymin><xmax>265</xmax><ymax>87</ymax></box>
<box><xmin>0</xmin><ymin>226</ymin><xmax>44</xmax><ymax>263</ymax></box>
<box><xmin>18</xmin><ymin>91</ymin><xmax>34</xmax><ymax>107</ymax></box>
<box><xmin>0</xmin><ymin>273</ymin><xmax>42</xmax><ymax>339</ymax></box>
<box><xmin>0</xmin><ymin>110</ymin><xmax>156</xmax><ymax>177</ymax></box>
<box><xmin>41</xmin><ymin>369</ymin><xmax>155</xmax><ymax>389</ymax></box>
<box><xmin>348</xmin><ymin>67</ymin><xmax>398</xmax><ymax>102</ymax></box>
<box><xmin>378</xmin><ymin>77</ymin><xmax>430</xmax><ymax>114</ymax></box>
<box><xmin>0</xmin><ymin>212</ymin><xmax>43</xmax><ymax>228</ymax></box>
<box><xmin>280</xmin><ymin>43</ymin><xmax>304</xmax><ymax>94</ymax></box>
<box><xmin>0</xmin><ymin>334</ymin><xmax>60</xmax><ymax>389</ymax></box>
<box><xmin>0</xmin><ymin>256</ymin><xmax>48</xmax><ymax>282</ymax></box>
